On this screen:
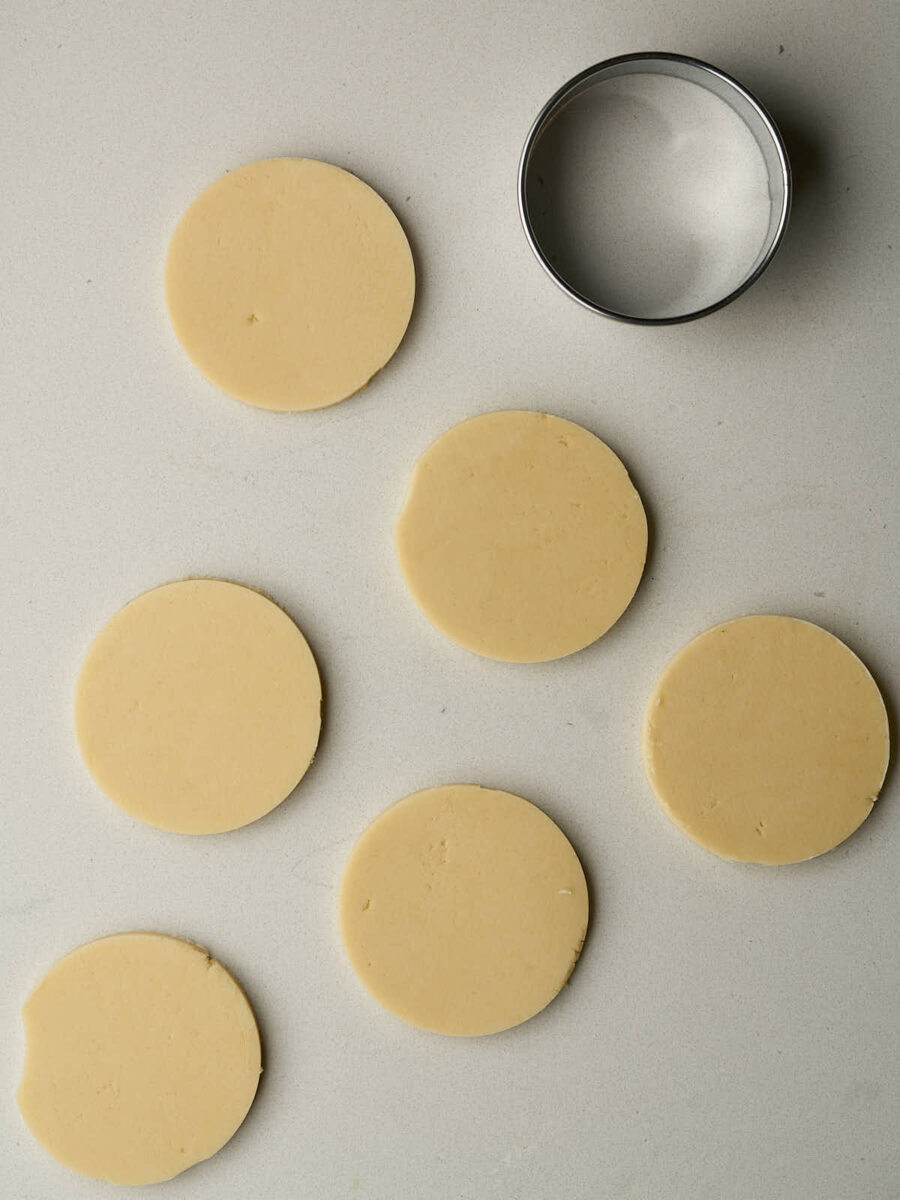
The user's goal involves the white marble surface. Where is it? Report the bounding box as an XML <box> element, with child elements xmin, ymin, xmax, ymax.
<box><xmin>0</xmin><ymin>2</ymin><xmax>897</xmax><ymax>1198</ymax></box>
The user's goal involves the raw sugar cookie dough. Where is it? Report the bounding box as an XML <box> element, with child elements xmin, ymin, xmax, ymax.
<box><xmin>642</xmin><ymin>615</ymin><xmax>890</xmax><ymax>864</ymax></box>
<box><xmin>340</xmin><ymin>784</ymin><xmax>589</xmax><ymax>1035</ymax></box>
<box><xmin>75</xmin><ymin>579</ymin><xmax>321</xmax><ymax>834</ymax></box>
<box><xmin>165</xmin><ymin>157</ymin><xmax>415</xmax><ymax>411</ymax></box>
<box><xmin>395</xmin><ymin>410</ymin><xmax>648</xmax><ymax>662</ymax></box>
<box><xmin>17</xmin><ymin>933</ymin><xmax>261</xmax><ymax>1185</ymax></box>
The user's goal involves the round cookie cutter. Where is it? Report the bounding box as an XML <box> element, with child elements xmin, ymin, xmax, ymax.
<box><xmin>518</xmin><ymin>53</ymin><xmax>792</xmax><ymax>324</ymax></box>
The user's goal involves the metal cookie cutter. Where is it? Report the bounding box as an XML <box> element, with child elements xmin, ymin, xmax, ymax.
<box><xmin>518</xmin><ymin>53</ymin><xmax>791</xmax><ymax>324</ymax></box>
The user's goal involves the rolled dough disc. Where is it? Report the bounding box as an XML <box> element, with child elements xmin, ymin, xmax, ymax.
<box><xmin>642</xmin><ymin>615</ymin><xmax>890</xmax><ymax>864</ymax></box>
<box><xmin>165</xmin><ymin>157</ymin><xmax>415</xmax><ymax>411</ymax></box>
<box><xmin>394</xmin><ymin>410</ymin><xmax>648</xmax><ymax>662</ymax></box>
<box><xmin>75</xmin><ymin>579</ymin><xmax>321</xmax><ymax>834</ymax></box>
<box><xmin>339</xmin><ymin>784</ymin><xmax>589</xmax><ymax>1036</ymax></box>
<box><xmin>17</xmin><ymin>933</ymin><xmax>261</xmax><ymax>1185</ymax></box>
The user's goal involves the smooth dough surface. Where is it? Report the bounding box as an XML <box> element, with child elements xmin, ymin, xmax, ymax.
<box><xmin>642</xmin><ymin>615</ymin><xmax>890</xmax><ymax>864</ymax></box>
<box><xmin>75</xmin><ymin>579</ymin><xmax>321</xmax><ymax>834</ymax></box>
<box><xmin>395</xmin><ymin>410</ymin><xmax>647</xmax><ymax>662</ymax></box>
<box><xmin>165</xmin><ymin>157</ymin><xmax>415</xmax><ymax>411</ymax></box>
<box><xmin>340</xmin><ymin>784</ymin><xmax>589</xmax><ymax>1036</ymax></box>
<box><xmin>17</xmin><ymin>933</ymin><xmax>261</xmax><ymax>1185</ymax></box>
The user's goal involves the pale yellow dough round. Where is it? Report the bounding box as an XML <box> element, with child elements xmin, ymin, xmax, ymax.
<box><xmin>75</xmin><ymin>579</ymin><xmax>321</xmax><ymax>834</ymax></box>
<box><xmin>165</xmin><ymin>157</ymin><xmax>415</xmax><ymax>411</ymax></box>
<box><xmin>17</xmin><ymin>933</ymin><xmax>261</xmax><ymax>1185</ymax></box>
<box><xmin>395</xmin><ymin>410</ymin><xmax>648</xmax><ymax>662</ymax></box>
<box><xmin>642</xmin><ymin>616</ymin><xmax>890</xmax><ymax>864</ymax></box>
<box><xmin>340</xmin><ymin>784</ymin><xmax>589</xmax><ymax>1036</ymax></box>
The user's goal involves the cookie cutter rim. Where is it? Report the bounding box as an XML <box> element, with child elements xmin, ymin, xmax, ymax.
<box><xmin>517</xmin><ymin>52</ymin><xmax>792</xmax><ymax>325</ymax></box>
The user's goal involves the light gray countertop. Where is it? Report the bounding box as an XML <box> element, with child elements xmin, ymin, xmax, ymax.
<box><xmin>1</xmin><ymin>2</ymin><xmax>897</xmax><ymax>1197</ymax></box>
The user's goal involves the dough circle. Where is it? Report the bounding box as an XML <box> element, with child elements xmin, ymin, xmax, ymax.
<box><xmin>75</xmin><ymin>579</ymin><xmax>321</xmax><ymax>834</ymax></box>
<box><xmin>165</xmin><ymin>157</ymin><xmax>415</xmax><ymax>411</ymax></box>
<box><xmin>339</xmin><ymin>784</ymin><xmax>589</xmax><ymax>1036</ymax></box>
<box><xmin>17</xmin><ymin>933</ymin><xmax>261</xmax><ymax>1185</ymax></box>
<box><xmin>642</xmin><ymin>615</ymin><xmax>890</xmax><ymax>864</ymax></box>
<box><xmin>394</xmin><ymin>410</ymin><xmax>647</xmax><ymax>662</ymax></box>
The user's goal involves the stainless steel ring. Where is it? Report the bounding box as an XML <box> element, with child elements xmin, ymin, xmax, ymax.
<box><xmin>518</xmin><ymin>53</ymin><xmax>792</xmax><ymax>325</ymax></box>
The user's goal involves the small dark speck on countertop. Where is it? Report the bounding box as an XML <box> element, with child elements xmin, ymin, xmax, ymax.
<box><xmin>405</xmin><ymin>195</ymin><xmax>411</xmax><ymax>201</ymax></box>
<box><xmin>778</xmin><ymin>44</ymin><xmax>785</xmax><ymax>53</ymax></box>
<box><xmin>440</xmin><ymin>706</ymin><xmax>446</xmax><ymax>714</ymax></box>
<box><xmin>814</xmin><ymin>590</ymin><xmax>825</xmax><ymax>597</ymax></box>
<box><xmin>716</xmin><ymin>419</ymin><xmax>723</xmax><ymax>426</ymax></box>
<box><xmin>566</xmin><ymin>721</ymin><xmax>574</xmax><ymax>727</ymax></box>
